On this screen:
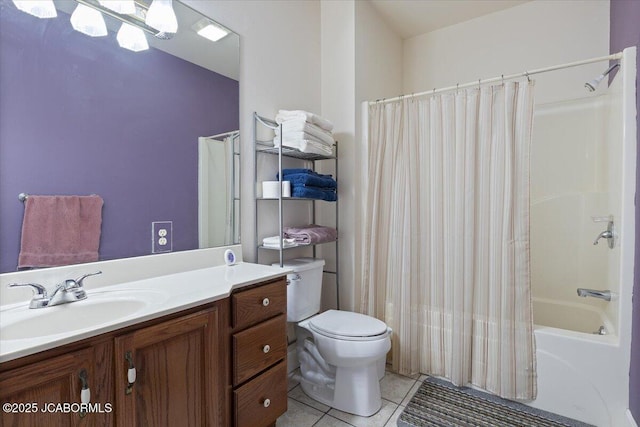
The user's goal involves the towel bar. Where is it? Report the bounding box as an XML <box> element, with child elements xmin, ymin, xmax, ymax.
<box><xmin>18</xmin><ymin>193</ymin><xmax>101</xmax><ymax>203</ymax></box>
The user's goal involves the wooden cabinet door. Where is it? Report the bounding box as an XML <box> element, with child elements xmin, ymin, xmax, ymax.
<box><xmin>114</xmin><ymin>307</ymin><xmax>222</xmax><ymax>427</ymax></box>
<box><xmin>0</xmin><ymin>347</ymin><xmax>102</xmax><ymax>427</ymax></box>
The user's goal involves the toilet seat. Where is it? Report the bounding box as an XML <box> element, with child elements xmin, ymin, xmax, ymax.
<box><xmin>308</xmin><ymin>310</ymin><xmax>390</xmax><ymax>341</ymax></box>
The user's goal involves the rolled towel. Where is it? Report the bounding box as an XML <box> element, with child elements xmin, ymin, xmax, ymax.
<box><xmin>284</xmin><ymin>224</ymin><xmax>338</xmax><ymax>244</ymax></box>
<box><xmin>275</xmin><ymin>110</ymin><xmax>334</xmax><ymax>132</ymax></box>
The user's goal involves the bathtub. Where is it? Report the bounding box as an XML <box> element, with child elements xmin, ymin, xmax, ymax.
<box><xmin>526</xmin><ymin>47</ymin><xmax>638</xmax><ymax>427</ymax></box>
<box><xmin>532</xmin><ymin>297</ymin><xmax>615</xmax><ymax>336</ymax></box>
<box><xmin>526</xmin><ymin>298</ymin><xmax>627</xmax><ymax>427</ymax></box>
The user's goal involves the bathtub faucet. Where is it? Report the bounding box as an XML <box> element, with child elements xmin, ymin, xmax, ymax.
<box><xmin>592</xmin><ymin>220</ymin><xmax>615</xmax><ymax>249</ymax></box>
<box><xmin>576</xmin><ymin>288</ymin><xmax>612</xmax><ymax>301</ymax></box>
<box><xmin>593</xmin><ymin>230</ymin><xmax>613</xmax><ymax>245</ymax></box>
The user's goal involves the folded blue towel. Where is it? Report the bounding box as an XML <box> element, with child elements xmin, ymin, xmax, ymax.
<box><xmin>284</xmin><ymin>173</ymin><xmax>337</xmax><ymax>189</ymax></box>
<box><xmin>280</xmin><ymin>169</ymin><xmax>334</xmax><ymax>179</ymax></box>
<box><xmin>292</xmin><ymin>186</ymin><xmax>337</xmax><ymax>201</ymax></box>
<box><xmin>282</xmin><ymin>168</ymin><xmax>313</xmax><ymax>175</ymax></box>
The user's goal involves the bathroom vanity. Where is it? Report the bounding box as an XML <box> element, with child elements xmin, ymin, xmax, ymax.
<box><xmin>0</xmin><ymin>260</ymin><xmax>288</xmax><ymax>427</ymax></box>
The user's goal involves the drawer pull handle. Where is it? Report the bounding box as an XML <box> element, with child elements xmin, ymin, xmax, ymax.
<box><xmin>79</xmin><ymin>369</ymin><xmax>90</xmax><ymax>403</ymax></box>
<box><xmin>125</xmin><ymin>351</ymin><xmax>137</xmax><ymax>395</ymax></box>
<box><xmin>263</xmin><ymin>344</ymin><xmax>271</xmax><ymax>354</ymax></box>
<box><xmin>262</xmin><ymin>298</ymin><xmax>270</xmax><ymax>307</ymax></box>
<box><xmin>263</xmin><ymin>398</ymin><xmax>271</xmax><ymax>408</ymax></box>
<box><xmin>78</xmin><ymin>369</ymin><xmax>90</xmax><ymax>418</ymax></box>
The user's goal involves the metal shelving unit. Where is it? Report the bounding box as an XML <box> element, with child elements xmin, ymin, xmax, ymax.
<box><xmin>253</xmin><ymin>112</ymin><xmax>340</xmax><ymax>309</ymax></box>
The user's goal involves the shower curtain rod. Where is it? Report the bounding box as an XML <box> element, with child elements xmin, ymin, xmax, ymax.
<box><xmin>369</xmin><ymin>51</ymin><xmax>623</xmax><ymax>105</ymax></box>
<box><xmin>205</xmin><ymin>130</ymin><xmax>240</xmax><ymax>139</ymax></box>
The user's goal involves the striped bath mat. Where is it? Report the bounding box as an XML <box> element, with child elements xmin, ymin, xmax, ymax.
<box><xmin>399</xmin><ymin>377</ymin><xmax>595</xmax><ymax>427</ymax></box>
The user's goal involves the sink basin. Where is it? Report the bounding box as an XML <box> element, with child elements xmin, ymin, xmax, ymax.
<box><xmin>0</xmin><ymin>289</ymin><xmax>169</xmax><ymax>341</ymax></box>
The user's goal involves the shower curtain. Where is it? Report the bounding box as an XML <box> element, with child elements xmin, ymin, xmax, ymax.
<box><xmin>198</xmin><ymin>134</ymin><xmax>235</xmax><ymax>248</ymax></box>
<box><xmin>360</xmin><ymin>81</ymin><xmax>537</xmax><ymax>400</ymax></box>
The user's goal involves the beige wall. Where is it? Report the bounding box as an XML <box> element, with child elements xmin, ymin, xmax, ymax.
<box><xmin>403</xmin><ymin>0</ymin><xmax>609</xmax><ymax>104</ymax></box>
<box><xmin>185</xmin><ymin>0</ymin><xmax>322</xmax><ymax>265</ymax></box>
<box><xmin>320</xmin><ymin>0</ymin><xmax>403</xmax><ymax>311</ymax></box>
<box><xmin>319</xmin><ymin>0</ymin><xmax>355</xmax><ymax>311</ymax></box>
<box><xmin>354</xmin><ymin>0</ymin><xmax>403</xmax><ymax>312</ymax></box>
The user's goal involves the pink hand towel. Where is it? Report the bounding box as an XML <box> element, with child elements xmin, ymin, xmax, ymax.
<box><xmin>283</xmin><ymin>224</ymin><xmax>338</xmax><ymax>245</ymax></box>
<box><xmin>18</xmin><ymin>195</ymin><xmax>104</xmax><ymax>269</ymax></box>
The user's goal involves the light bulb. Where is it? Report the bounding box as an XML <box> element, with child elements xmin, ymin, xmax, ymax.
<box><xmin>98</xmin><ymin>0</ymin><xmax>136</xmax><ymax>15</ymax></box>
<box><xmin>196</xmin><ymin>23</ymin><xmax>228</xmax><ymax>42</ymax></box>
<box><xmin>12</xmin><ymin>0</ymin><xmax>57</xmax><ymax>19</ymax></box>
<box><xmin>70</xmin><ymin>4</ymin><xmax>108</xmax><ymax>37</ymax></box>
<box><xmin>145</xmin><ymin>0</ymin><xmax>178</xmax><ymax>34</ymax></box>
<box><xmin>117</xmin><ymin>23</ymin><xmax>149</xmax><ymax>52</ymax></box>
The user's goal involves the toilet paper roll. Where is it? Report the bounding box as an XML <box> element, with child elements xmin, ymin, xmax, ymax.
<box><xmin>262</xmin><ymin>181</ymin><xmax>291</xmax><ymax>198</ymax></box>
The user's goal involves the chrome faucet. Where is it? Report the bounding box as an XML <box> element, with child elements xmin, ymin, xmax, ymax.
<box><xmin>576</xmin><ymin>288</ymin><xmax>612</xmax><ymax>301</ymax></box>
<box><xmin>593</xmin><ymin>230</ymin><xmax>613</xmax><ymax>245</ymax></box>
<box><xmin>8</xmin><ymin>271</ymin><xmax>102</xmax><ymax>309</ymax></box>
<box><xmin>593</xmin><ymin>220</ymin><xmax>615</xmax><ymax>248</ymax></box>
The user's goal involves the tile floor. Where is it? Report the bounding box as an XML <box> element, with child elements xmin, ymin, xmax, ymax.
<box><xmin>276</xmin><ymin>369</ymin><xmax>427</xmax><ymax>427</ymax></box>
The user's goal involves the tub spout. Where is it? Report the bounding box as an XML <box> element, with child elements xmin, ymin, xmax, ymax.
<box><xmin>577</xmin><ymin>288</ymin><xmax>612</xmax><ymax>301</ymax></box>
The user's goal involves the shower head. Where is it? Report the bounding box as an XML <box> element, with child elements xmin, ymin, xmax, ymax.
<box><xmin>585</xmin><ymin>63</ymin><xmax>620</xmax><ymax>92</ymax></box>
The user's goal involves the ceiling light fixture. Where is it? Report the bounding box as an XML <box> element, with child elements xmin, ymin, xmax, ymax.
<box><xmin>71</xmin><ymin>4</ymin><xmax>108</xmax><ymax>37</ymax></box>
<box><xmin>117</xmin><ymin>22</ymin><xmax>149</xmax><ymax>52</ymax></box>
<box><xmin>98</xmin><ymin>0</ymin><xmax>136</xmax><ymax>15</ymax></box>
<box><xmin>193</xmin><ymin>19</ymin><xmax>229</xmax><ymax>43</ymax></box>
<box><xmin>12</xmin><ymin>0</ymin><xmax>57</xmax><ymax>19</ymax></box>
<box><xmin>74</xmin><ymin>0</ymin><xmax>174</xmax><ymax>40</ymax></box>
<box><xmin>145</xmin><ymin>0</ymin><xmax>178</xmax><ymax>34</ymax></box>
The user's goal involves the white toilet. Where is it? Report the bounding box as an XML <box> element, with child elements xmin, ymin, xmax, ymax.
<box><xmin>278</xmin><ymin>258</ymin><xmax>392</xmax><ymax>417</ymax></box>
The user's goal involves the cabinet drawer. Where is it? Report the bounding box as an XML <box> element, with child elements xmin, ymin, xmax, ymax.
<box><xmin>234</xmin><ymin>361</ymin><xmax>287</xmax><ymax>427</ymax></box>
<box><xmin>233</xmin><ymin>314</ymin><xmax>286</xmax><ymax>385</ymax></box>
<box><xmin>232</xmin><ymin>279</ymin><xmax>286</xmax><ymax>329</ymax></box>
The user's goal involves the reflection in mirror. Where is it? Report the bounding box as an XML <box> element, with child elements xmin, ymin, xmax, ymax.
<box><xmin>198</xmin><ymin>131</ymin><xmax>240</xmax><ymax>248</ymax></box>
<box><xmin>0</xmin><ymin>0</ymin><xmax>240</xmax><ymax>273</ymax></box>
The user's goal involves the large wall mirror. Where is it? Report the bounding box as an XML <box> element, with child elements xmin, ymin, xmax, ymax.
<box><xmin>0</xmin><ymin>0</ymin><xmax>240</xmax><ymax>273</ymax></box>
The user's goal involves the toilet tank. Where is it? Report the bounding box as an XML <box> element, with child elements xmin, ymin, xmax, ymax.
<box><xmin>273</xmin><ymin>258</ymin><xmax>325</xmax><ymax>322</ymax></box>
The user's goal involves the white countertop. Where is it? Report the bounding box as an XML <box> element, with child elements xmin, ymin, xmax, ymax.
<box><xmin>0</xmin><ymin>262</ymin><xmax>291</xmax><ymax>363</ymax></box>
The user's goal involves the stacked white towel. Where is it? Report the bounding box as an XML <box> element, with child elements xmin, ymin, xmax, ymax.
<box><xmin>275</xmin><ymin>110</ymin><xmax>334</xmax><ymax>132</ymax></box>
<box><xmin>273</xmin><ymin>110</ymin><xmax>335</xmax><ymax>155</ymax></box>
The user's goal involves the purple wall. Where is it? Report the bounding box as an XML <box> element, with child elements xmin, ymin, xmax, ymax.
<box><xmin>0</xmin><ymin>2</ymin><xmax>239</xmax><ymax>272</ymax></box>
<box><xmin>610</xmin><ymin>0</ymin><xmax>640</xmax><ymax>420</ymax></box>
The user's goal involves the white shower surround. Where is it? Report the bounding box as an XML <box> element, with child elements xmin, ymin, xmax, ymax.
<box><xmin>360</xmin><ymin>47</ymin><xmax>636</xmax><ymax>426</ymax></box>
<box><xmin>526</xmin><ymin>47</ymin><xmax>636</xmax><ymax>427</ymax></box>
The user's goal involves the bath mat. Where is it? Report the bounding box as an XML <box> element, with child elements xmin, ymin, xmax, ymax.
<box><xmin>398</xmin><ymin>377</ymin><xmax>595</xmax><ymax>427</ymax></box>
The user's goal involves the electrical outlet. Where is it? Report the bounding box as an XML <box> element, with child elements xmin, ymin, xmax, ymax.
<box><xmin>152</xmin><ymin>221</ymin><xmax>172</xmax><ymax>253</ymax></box>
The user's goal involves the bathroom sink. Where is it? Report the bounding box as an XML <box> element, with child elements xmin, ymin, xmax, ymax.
<box><xmin>0</xmin><ymin>289</ymin><xmax>168</xmax><ymax>341</ymax></box>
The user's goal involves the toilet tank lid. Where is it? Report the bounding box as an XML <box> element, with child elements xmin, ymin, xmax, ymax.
<box><xmin>309</xmin><ymin>310</ymin><xmax>388</xmax><ymax>338</ymax></box>
<box><xmin>272</xmin><ymin>257</ymin><xmax>325</xmax><ymax>273</ymax></box>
